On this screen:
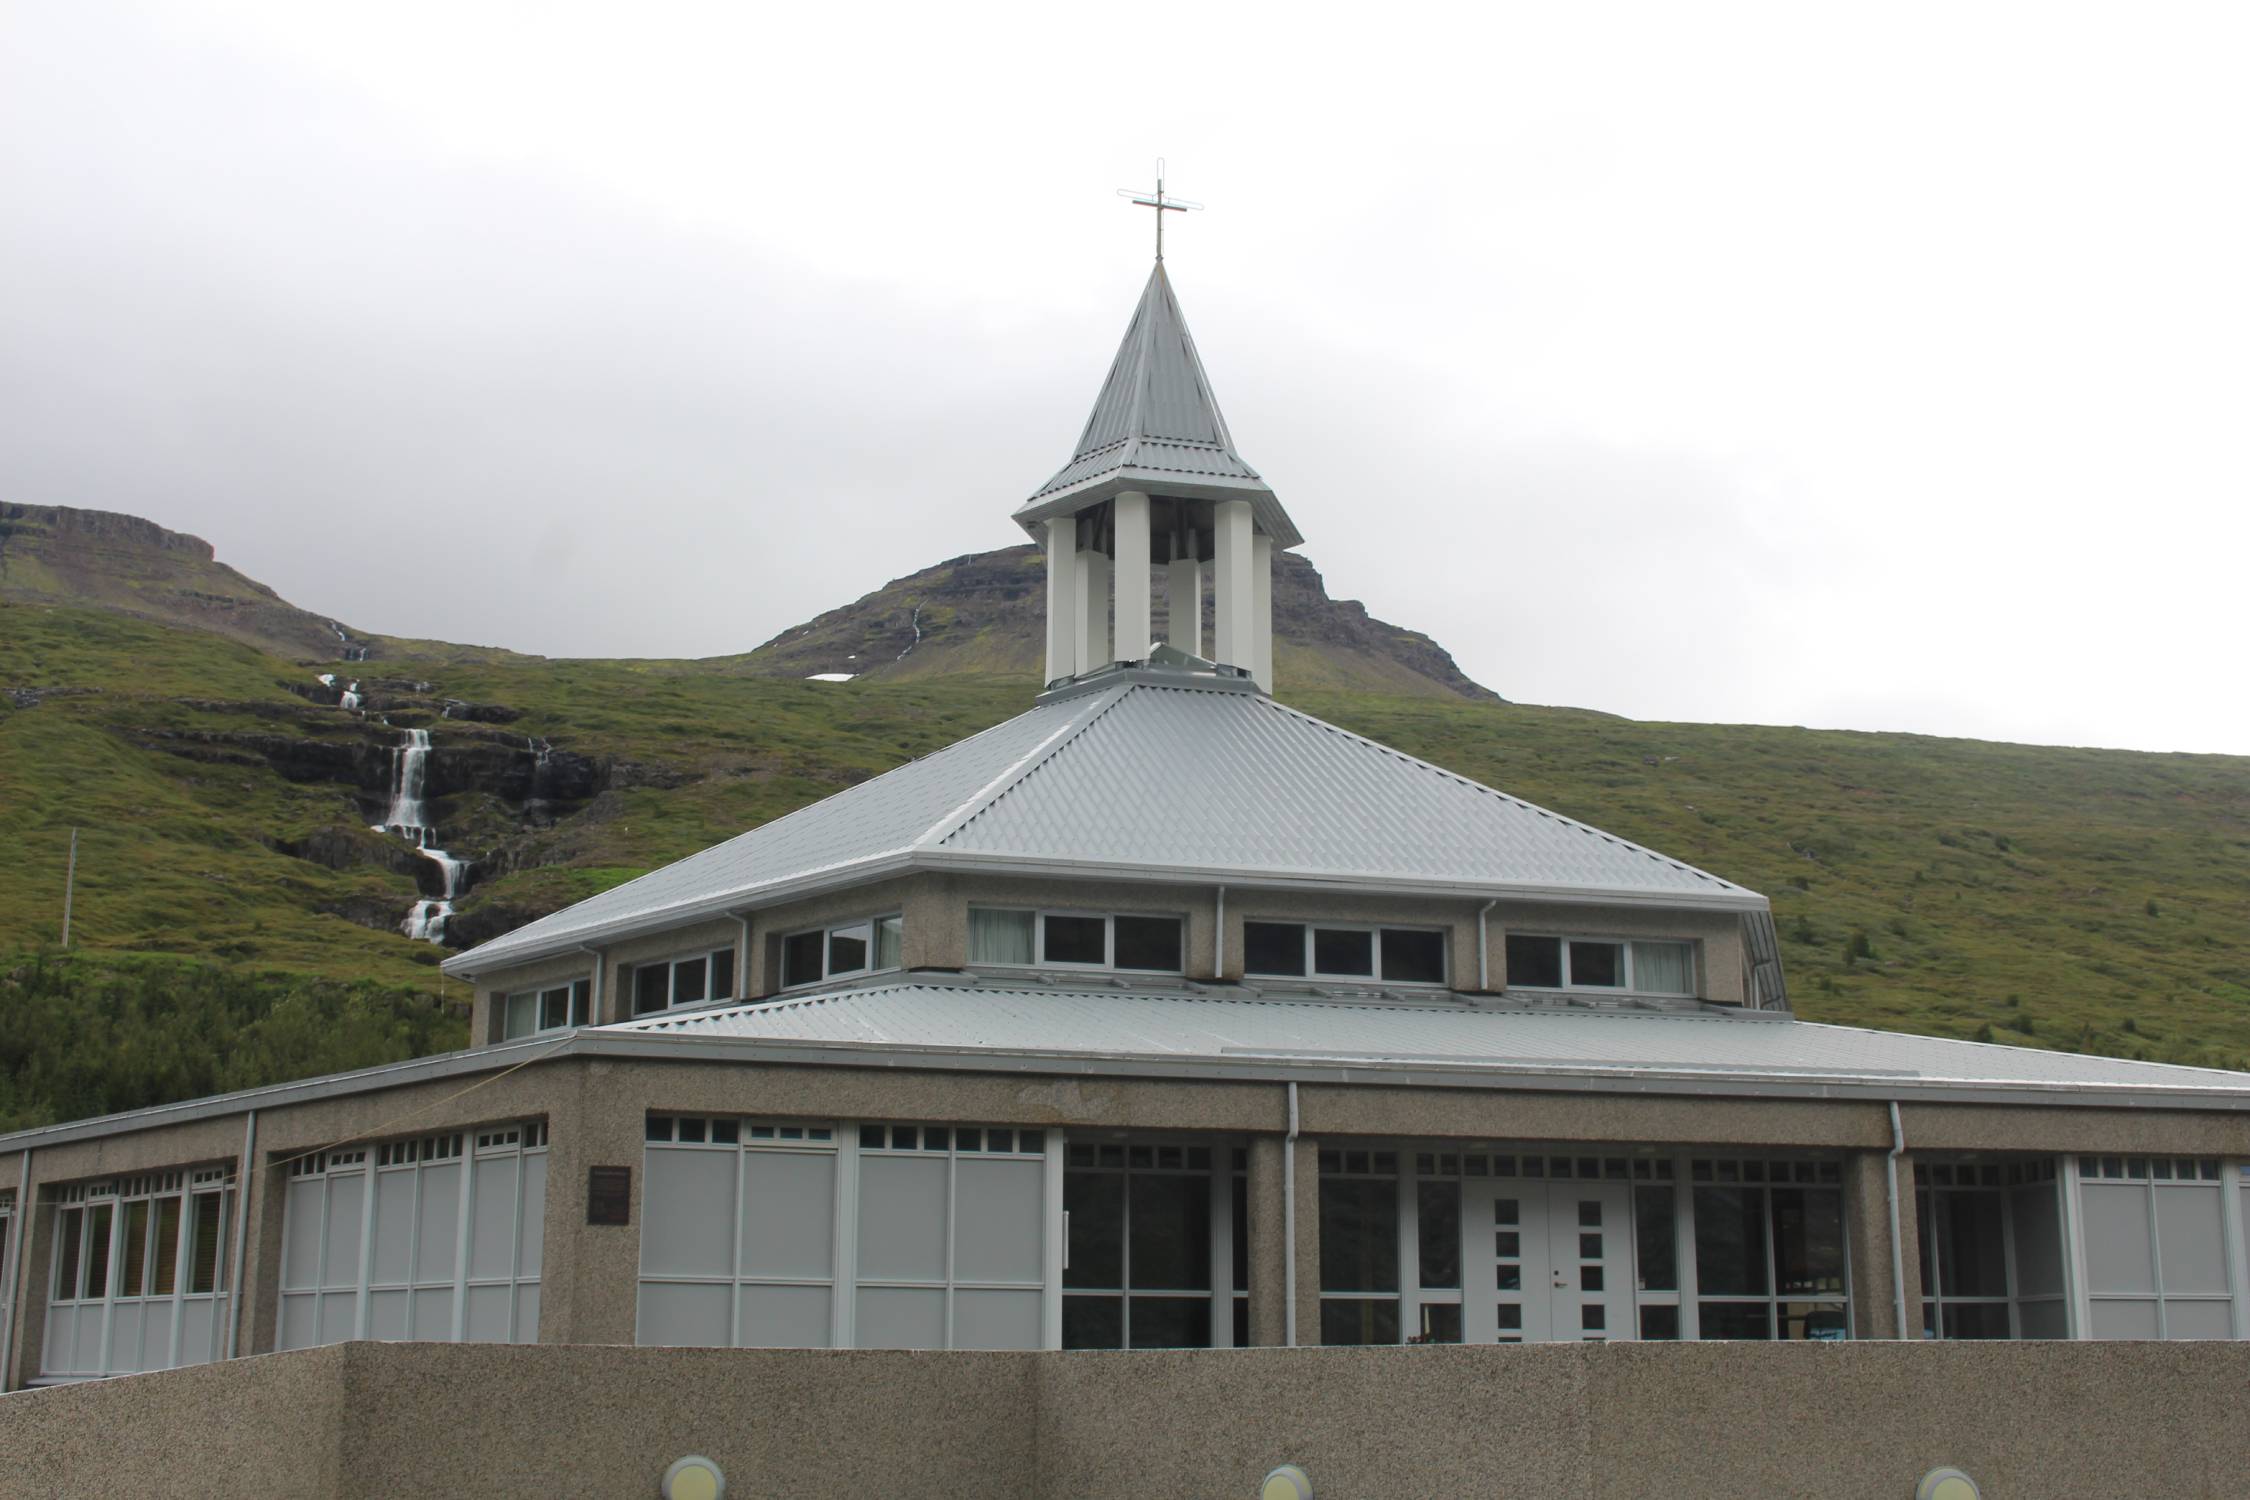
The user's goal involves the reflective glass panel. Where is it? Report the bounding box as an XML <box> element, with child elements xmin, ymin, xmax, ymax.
<box><xmin>1504</xmin><ymin>934</ymin><xmax>1563</xmax><ymax>988</ymax></box>
<box><xmin>1243</xmin><ymin>921</ymin><xmax>1307</xmax><ymax>977</ymax></box>
<box><xmin>1043</xmin><ymin>914</ymin><xmax>1107</xmax><ymax>965</ymax></box>
<box><xmin>1568</xmin><ymin>941</ymin><xmax>1624</xmax><ymax>987</ymax></box>
<box><xmin>1313</xmin><ymin>928</ymin><xmax>1375</xmax><ymax>977</ymax></box>
<box><xmin>1379</xmin><ymin>929</ymin><xmax>1446</xmax><ymax>984</ymax></box>
<box><xmin>1114</xmin><ymin>915</ymin><xmax>1184</xmax><ymax>972</ymax></box>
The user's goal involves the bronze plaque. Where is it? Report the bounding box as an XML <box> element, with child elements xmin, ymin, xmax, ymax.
<box><xmin>587</xmin><ymin>1165</ymin><xmax>632</xmax><ymax>1225</ymax></box>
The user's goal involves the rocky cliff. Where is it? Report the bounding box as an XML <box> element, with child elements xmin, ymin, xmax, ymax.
<box><xmin>0</xmin><ymin>503</ymin><xmax>375</xmax><ymax>661</ymax></box>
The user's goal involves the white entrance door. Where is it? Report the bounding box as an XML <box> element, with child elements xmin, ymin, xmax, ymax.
<box><xmin>1464</xmin><ymin>1180</ymin><xmax>1634</xmax><ymax>1343</ymax></box>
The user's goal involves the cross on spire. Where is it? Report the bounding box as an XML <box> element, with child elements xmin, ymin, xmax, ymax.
<box><xmin>1117</xmin><ymin>159</ymin><xmax>1202</xmax><ymax>261</ymax></box>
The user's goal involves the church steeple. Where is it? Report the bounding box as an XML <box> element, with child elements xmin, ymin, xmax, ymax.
<box><xmin>1016</xmin><ymin>260</ymin><xmax>1299</xmax><ymax>692</ymax></box>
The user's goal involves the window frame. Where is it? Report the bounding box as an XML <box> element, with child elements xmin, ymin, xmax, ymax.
<box><xmin>966</xmin><ymin>907</ymin><xmax>1187</xmax><ymax>976</ymax></box>
<box><xmin>41</xmin><ymin>1166</ymin><xmax>238</xmax><ymax>1380</ymax></box>
<box><xmin>1241</xmin><ymin>920</ymin><xmax>1451</xmax><ymax>987</ymax></box>
<box><xmin>501</xmin><ymin>977</ymin><xmax>593</xmax><ymax>1040</ymax></box>
<box><xmin>1503</xmin><ymin>932</ymin><xmax>1699</xmax><ymax>999</ymax></box>
<box><xmin>778</xmin><ymin>914</ymin><xmax>905</xmax><ymax>991</ymax></box>
<box><xmin>630</xmin><ymin>946</ymin><xmax>740</xmax><ymax>1016</ymax></box>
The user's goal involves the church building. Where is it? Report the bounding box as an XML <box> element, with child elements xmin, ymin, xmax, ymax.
<box><xmin>5</xmin><ymin>251</ymin><xmax>2250</xmax><ymax>1393</ymax></box>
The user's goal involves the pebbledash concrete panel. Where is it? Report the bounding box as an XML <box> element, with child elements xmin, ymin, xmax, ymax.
<box><xmin>2</xmin><ymin>1340</ymin><xmax>2247</xmax><ymax>1499</ymax></box>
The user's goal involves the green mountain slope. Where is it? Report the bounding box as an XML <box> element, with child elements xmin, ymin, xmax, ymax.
<box><xmin>4</xmin><ymin>580</ymin><xmax>2248</xmax><ymax>1131</ymax></box>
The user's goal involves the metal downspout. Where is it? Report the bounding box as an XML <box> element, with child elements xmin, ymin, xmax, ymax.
<box><xmin>1284</xmin><ymin>1080</ymin><xmax>1300</xmax><ymax>1347</ymax></box>
<box><xmin>1476</xmin><ymin>900</ymin><xmax>1497</xmax><ymax>990</ymax></box>
<box><xmin>226</xmin><ymin>1110</ymin><xmax>257</xmax><ymax>1360</ymax></box>
<box><xmin>1215</xmin><ymin>887</ymin><xmax>1227</xmax><ymax>980</ymax></box>
<box><xmin>3</xmin><ymin>1147</ymin><xmax>29</xmax><ymax>1391</ymax></box>
<box><xmin>1887</xmin><ymin>1100</ymin><xmax>1908</xmax><ymax>1339</ymax></box>
<box><xmin>580</xmin><ymin>944</ymin><xmax>606</xmax><ymax>1023</ymax></box>
<box><xmin>735</xmin><ymin>914</ymin><xmax>753</xmax><ymax>1001</ymax></box>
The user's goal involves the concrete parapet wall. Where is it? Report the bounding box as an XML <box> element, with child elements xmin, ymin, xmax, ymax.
<box><xmin>3</xmin><ymin>1340</ymin><xmax>2247</xmax><ymax>1499</ymax></box>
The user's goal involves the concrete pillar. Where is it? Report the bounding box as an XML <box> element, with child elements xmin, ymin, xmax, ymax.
<box><xmin>1112</xmin><ymin>491</ymin><xmax>1151</xmax><ymax>661</ymax></box>
<box><xmin>1166</xmin><ymin>558</ymin><xmax>1203</xmax><ymax>657</ymax></box>
<box><xmin>1245</xmin><ymin>1136</ymin><xmax>1288</xmax><ymax>1346</ymax></box>
<box><xmin>1250</xmin><ymin>534</ymin><xmax>1274</xmax><ymax>692</ymax></box>
<box><xmin>539</xmin><ymin>1059</ymin><xmax>648</xmax><ymax>1347</ymax></box>
<box><xmin>2</xmin><ymin>1152</ymin><xmax>40</xmax><ymax>1391</ymax></box>
<box><xmin>1043</xmin><ymin>517</ymin><xmax>1078</xmax><ymax>683</ymax></box>
<box><xmin>1213</xmin><ymin>499</ymin><xmax>1253</xmax><ymax>670</ymax></box>
<box><xmin>1291</xmin><ymin>1135</ymin><xmax>1323</xmax><ymax>1344</ymax></box>
<box><xmin>1844</xmin><ymin>1147</ymin><xmax>1924</xmax><ymax>1339</ymax></box>
<box><xmin>1075</xmin><ymin>549</ymin><xmax>1110</xmax><ymax>671</ymax></box>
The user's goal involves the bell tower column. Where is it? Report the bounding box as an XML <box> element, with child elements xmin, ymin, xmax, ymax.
<box><xmin>1167</xmin><ymin>554</ymin><xmax>1203</xmax><ymax>656</ymax></box>
<box><xmin>1113</xmin><ymin>491</ymin><xmax>1152</xmax><ymax>660</ymax></box>
<box><xmin>1044</xmin><ymin>517</ymin><xmax>1078</xmax><ymax>682</ymax></box>
<box><xmin>1213</xmin><ymin>499</ymin><xmax>1253</xmax><ymax>670</ymax></box>
<box><xmin>1251</xmin><ymin>533</ymin><xmax>1274</xmax><ymax>692</ymax></box>
<box><xmin>1076</xmin><ymin>546</ymin><xmax>1111</xmax><ymax>669</ymax></box>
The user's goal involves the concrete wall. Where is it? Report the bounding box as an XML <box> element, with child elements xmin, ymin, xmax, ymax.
<box><xmin>3</xmin><ymin>1339</ymin><xmax>2246</xmax><ymax>1499</ymax></box>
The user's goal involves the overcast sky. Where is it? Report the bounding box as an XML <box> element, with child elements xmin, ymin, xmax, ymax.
<box><xmin>4</xmin><ymin>3</ymin><xmax>2245</xmax><ymax>754</ymax></box>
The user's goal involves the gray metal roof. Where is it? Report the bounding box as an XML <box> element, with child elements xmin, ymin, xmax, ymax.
<box><xmin>446</xmin><ymin>673</ymin><xmax>1763</xmax><ymax>978</ymax></box>
<box><xmin>616</xmin><ymin>975</ymin><xmax>2250</xmax><ymax>1102</ymax></box>
<box><xmin>1014</xmin><ymin>264</ymin><xmax>1302</xmax><ymax>547</ymax></box>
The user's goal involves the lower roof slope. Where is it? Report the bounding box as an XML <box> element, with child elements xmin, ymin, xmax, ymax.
<box><xmin>448</xmin><ymin>671</ymin><xmax>1762</xmax><ymax>978</ymax></box>
<box><xmin>615</xmin><ymin>974</ymin><xmax>2250</xmax><ymax>1105</ymax></box>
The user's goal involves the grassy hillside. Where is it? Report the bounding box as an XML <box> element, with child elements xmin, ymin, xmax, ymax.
<box><xmin>4</xmin><ymin>596</ymin><xmax>2248</xmax><ymax>1130</ymax></box>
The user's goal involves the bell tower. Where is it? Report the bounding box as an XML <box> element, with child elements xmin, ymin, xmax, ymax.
<box><xmin>1015</xmin><ymin>175</ymin><xmax>1298</xmax><ymax>692</ymax></box>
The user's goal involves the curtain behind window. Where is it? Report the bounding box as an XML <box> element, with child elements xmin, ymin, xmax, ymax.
<box><xmin>969</xmin><ymin>909</ymin><xmax>1035</xmax><ymax>964</ymax></box>
<box><xmin>1633</xmin><ymin>941</ymin><xmax>1695</xmax><ymax>995</ymax></box>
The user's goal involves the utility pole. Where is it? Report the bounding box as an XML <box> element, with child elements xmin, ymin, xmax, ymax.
<box><xmin>61</xmin><ymin>827</ymin><xmax>77</xmax><ymax>949</ymax></box>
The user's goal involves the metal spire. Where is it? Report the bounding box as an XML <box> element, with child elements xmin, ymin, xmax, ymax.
<box><xmin>1117</xmin><ymin>159</ymin><xmax>1202</xmax><ymax>261</ymax></box>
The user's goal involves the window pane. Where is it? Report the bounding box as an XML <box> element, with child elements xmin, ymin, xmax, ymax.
<box><xmin>151</xmin><ymin>1196</ymin><xmax>182</xmax><ymax>1296</ymax></box>
<box><xmin>1232</xmin><ymin>1173</ymin><xmax>1250</xmax><ymax>1293</ymax></box>
<box><xmin>873</xmin><ymin>914</ymin><xmax>903</xmax><ymax>970</ymax></box>
<box><xmin>710</xmin><ymin>948</ymin><xmax>736</xmax><ymax>1000</ymax></box>
<box><xmin>634</xmin><ymin>964</ymin><xmax>670</xmax><ymax>1014</ymax></box>
<box><xmin>1319</xmin><ymin>1178</ymin><xmax>1399</xmax><ymax>1293</ymax></box>
<box><xmin>1062</xmin><ymin>1295</ymin><xmax>1124</xmax><ymax>1350</ymax></box>
<box><xmin>1043</xmin><ymin>914</ymin><xmax>1106</xmax><ymax>965</ymax></box>
<box><xmin>1130</xmin><ymin>1173</ymin><xmax>1212</xmax><ymax>1290</ymax></box>
<box><xmin>1694</xmin><ymin>1186</ymin><xmax>1769</xmax><ymax>1296</ymax></box>
<box><xmin>505</xmin><ymin>992</ymin><xmax>536</xmax><ymax>1039</ymax></box>
<box><xmin>1417</xmin><ymin>1181</ymin><xmax>1461</xmax><ymax>1290</ymax></box>
<box><xmin>1568</xmin><ymin>941</ymin><xmax>1624</xmax><ymax>988</ymax></box>
<box><xmin>1635</xmin><ymin>1186</ymin><xmax>1677</xmax><ymax>1292</ymax></box>
<box><xmin>671</xmin><ymin>956</ymin><xmax>708</xmax><ymax>1006</ymax></box>
<box><xmin>1940</xmin><ymin>1301</ymin><xmax>2011</xmax><ymax>1340</ymax></box>
<box><xmin>1063</xmin><ymin>1170</ymin><xmax>1124</xmax><ymax>1289</ymax></box>
<box><xmin>1783</xmin><ymin>1301</ymin><xmax>1851</xmax><ymax>1340</ymax></box>
<box><xmin>968</xmin><ymin>908</ymin><xmax>1036</xmax><ymax>964</ymax></box>
<box><xmin>1697</xmin><ymin>1301</ymin><xmax>1774</xmax><ymax>1340</ymax></box>
<box><xmin>1771</xmin><ymin>1188</ymin><xmax>1846</xmax><ymax>1295</ymax></box>
<box><xmin>56</xmin><ymin>1207</ymin><xmax>82</xmax><ymax>1299</ymax></box>
<box><xmin>1312</xmin><ymin>928</ymin><xmax>1374</xmax><ymax>977</ymax></box>
<box><xmin>190</xmin><ymin>1194</ymin><xmax>224</xmax><ymax>1293</ymax></box>
<box><xmin>1936</xmin><ymin>1191</ymin><xmax>2008</xmax><ymax>1298</ymax></box>
<box><xmin>570</xmin><ymin>978</ymin><xmax>592</xmax><ymax>1026</ymax></box>
<box><xmin>1113</xmin><ymin>915</ymin><xmax>1183</xmax><ymax>972</ymax></box>
<box><xmin>1505</xmin><ymin>934</ymin><xmax>1562</xmax><ymax>988</ymax></box>
<box><xmin>1379</xmin><ymin>929</ymin><xmax>1446</xmax><ymax>984</ymax></box>
<box><xmin>121</xmin><ymin>1201</ymin><xmax>150</xmax><ymax>1297</ymax></box>
<box><xmin>1631</xmin><ymin>940</ymin><xmax>1695</xmax><ymax>995</ymax></box>
<box><xmin>85</xmin><ymin>1203</ymin><xmax>114</xmax><ymax>1299</ymax></box>
<box><xmin>781</xmin><ymin>930</ymin><xmax>825</xmax><ymax>986</ymax></box>
<box><xmin>828</xmin><ymin>925</ymin><xmax>870</xmax><ymax>975</ymax></box>
<box><xmin>1418</xmin><ymin>1303</ymin><xmax>1463</xmax><ymax>1343</ymax></box>
<box><xmin>1320</xmin><ymin>1298</ymin><xmax>1400</xmax><ymax>1346</ymax></box>
<box><xmin>540</xmin><ymin>987</ymin><xmax>570</xmax><ymax>1030</ymax></box>
<box><xmin>1128</xmin><ymin>1296</ymin><xmax>1212</xmax><ymax>1349</ymax></box>
<box><xmin>1243</xmin><ymin>921</ymin><xmax>1307</xmax><ymax>977</ymax></box>
<box><xmin>1639</xmin><ymin>1304</ymin><xmax>1680</xmax><ymax>1340</ymax></box>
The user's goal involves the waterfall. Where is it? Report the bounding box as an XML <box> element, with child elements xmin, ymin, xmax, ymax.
<box><xmin>339</xmin><ymin>679</ymin><xmax>361</xmax><ymax>712</ymax></box>
<box><xmin>374</xmin><ymin>727</ymin><xmax>468</xmax><ymax>944</ymax></box>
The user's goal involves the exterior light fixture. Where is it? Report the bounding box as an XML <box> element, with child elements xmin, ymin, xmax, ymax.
<box><xmin>662</xmin><ymin>1455</ymin><xmax>726</xmax><ymax>1500</ymax></box>
<box><xmin>1261</xmin><ymin>1465</ymin><xmax>1313</xmax><ymax>1500</ymax></box>
<box><xmin>1916</xmin><ymin>1468</ymin><xmax>1980</xmax><ymax>1500</ymax></box>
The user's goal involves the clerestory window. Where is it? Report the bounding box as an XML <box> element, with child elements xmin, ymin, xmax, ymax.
<box><xmin>1242</xmin><ymin>921</ymin><xmax>1448</xmax><ymax>985</ymax></box>
<box><xmin>1503</xmin><ymin>934</ymin><xmax>1696</xmax><ymax>997</ymax></box>
<box><xmin>631</xmin><ymin>947</ymin><xmax>739</xmax><ymax>1016</ymax></box>
<box><xmin>502</xmin><ymin>978</ymin><xmax>592</xmax><ymax>1040</ymax></box>
<box><xmin>967</xmin><ymin>908</ymin><xmax>1184</xmax><ymax>973</ymax></box>
<box><xmin>780</xmin><ymin>915</ymin><xmax>903</xmax><ymax>989</ymax></box>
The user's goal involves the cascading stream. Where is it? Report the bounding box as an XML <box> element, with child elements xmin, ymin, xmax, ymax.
<box><xmin>373</xmin><ymin>727</ymin><xmax>468</xmax><ymax>943</ymax></box>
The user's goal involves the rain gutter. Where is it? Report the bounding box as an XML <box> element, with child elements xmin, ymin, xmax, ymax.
<box><xmin>226</xmin><ymin>1110</ymin><xmax>256</xmax><ymax>1359</ymax></box>
<box><xmin>1284</xmin><ymin>1081</ymin><xmax>1300</xmax><ymax>1348</ymax></box>
<box><xmin>3</xmin><ymin>1147</ymin><xmax>28</xmax><ymax>1390</ymax></box>
<box><xmin>1887</xmin><ymin>1100</ymin><xmax>1909</xmax><ymax>1340</ymax></box>
<box><xmin>1476</xmin><ymin>900</ymin><xmax>1497</xmax><ymax>990</ymax></box>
